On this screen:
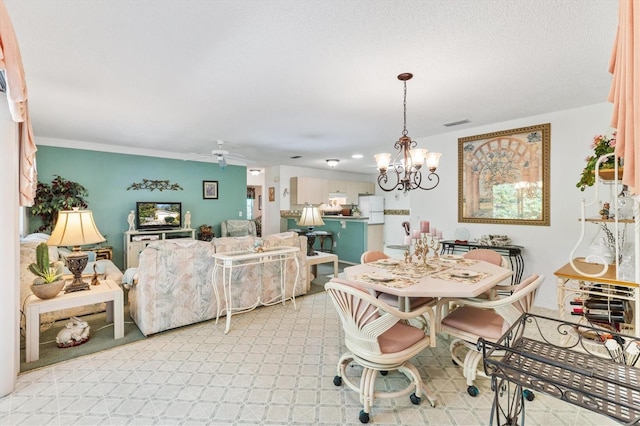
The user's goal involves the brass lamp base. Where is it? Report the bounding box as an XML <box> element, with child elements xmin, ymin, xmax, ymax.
<box><xmin>64</xmin><ymin>252</ymin><xmax>91</xmax><ymax>293</ymax></box>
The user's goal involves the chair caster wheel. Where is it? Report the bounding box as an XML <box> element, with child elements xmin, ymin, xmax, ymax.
<box><xmin>359</xmin><ymin>410</ymin><xmax>370</xmax><ymax>423</ymax></box>
<box><xmin>333</xmin><ymin>376</ymin><xmax>342</xmax><ymax>386</ymax></box>
<box><xmin>410</xmin><ymin>393</ymin><xmax>421</xmax><ymax>405</ymax></box>
<box><xmin>467</xmin><ymin>385</ymin><xmax>479</xmax><ymax>397</ymax></box>
<box><xmin>380</xmin><ymin>370</ymin><xmax>388</xmax><ymax>376</ymax></box>
<box><xmin>523</xmin><ymin>389</ymin><xmax>535</xmax><ymax>401</ymax></box>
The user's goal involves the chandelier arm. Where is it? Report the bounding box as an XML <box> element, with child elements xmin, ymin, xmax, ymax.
<box><xmin>414</xmin><ymin>171</ymin><xmax>440</xmax><ymax>191</ymax></box>
<box><xmin>377</xmin><ymin>171</ymin><xmax>403</xmax><ymax>192</ymax></box>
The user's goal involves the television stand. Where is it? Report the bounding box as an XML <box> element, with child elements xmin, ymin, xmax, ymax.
<box><xmin>124</xmin><ymin>228</ymin><xmax>195</xmax><ymax>269</ymax></box>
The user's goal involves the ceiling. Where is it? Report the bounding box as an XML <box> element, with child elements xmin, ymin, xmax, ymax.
<box><xmin>5</xmin><ymin>0</ymin><xmax>619</xmax><ymax>174</ymax></box>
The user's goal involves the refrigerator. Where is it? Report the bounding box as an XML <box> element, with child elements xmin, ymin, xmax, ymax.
<box><xmin>358</xmin><ymin>195</ymin><xmax>384</xmax><ymax>224</ymax></box>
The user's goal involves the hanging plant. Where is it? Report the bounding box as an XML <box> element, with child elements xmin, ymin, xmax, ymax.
<box><xmin>576</xmin><ymin>132</ymin><xmax>621</xmax><ymax>191</ymax></box>
<box><xmin>30</xmin><ymin>175</ymin><xmax>89</xmax><ymax>233</ymax></box>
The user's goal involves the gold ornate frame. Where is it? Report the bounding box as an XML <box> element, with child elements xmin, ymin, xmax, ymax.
<box><xmin>458</xmin><ymin>123</ymin><xmax>550</xmax><ymax>226</ymax></box>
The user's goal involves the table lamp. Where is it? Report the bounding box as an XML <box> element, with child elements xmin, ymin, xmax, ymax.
<box><xmin>47</xmin><ymin>208</ymin><xmax>106</xmax><ymax>293</ymax></box>
<box><xmin>297</xmin><ymin>205</ymin><xmax>325</xmax><ymax>256</ymax></box>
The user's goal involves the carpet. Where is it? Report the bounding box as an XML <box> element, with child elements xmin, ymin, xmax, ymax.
<box><xmin>19</xmin><ymin>262</ymin><xmax>349</xmax><ymax>372</ymax></box>
<box><xmin>20</xmin><ymin>303</ymin><xmax>145</xmax><ymax>373</ymax></box>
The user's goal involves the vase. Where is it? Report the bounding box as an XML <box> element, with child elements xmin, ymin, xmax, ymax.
<box><xmin>30</xmin><ymin>280</ymin><xmax>65</xmax><ymax>299</ymax></box>
<box><xmin>595</xmin><ymin>168</ymin><xmax>624</xmax><ymax>181</ymax></box>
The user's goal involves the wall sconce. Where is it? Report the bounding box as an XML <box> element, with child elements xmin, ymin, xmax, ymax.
<box><xmin>283</xmin><ymin>188</ymin><xmax>289</xmax><ymax>197</ymax></box>
<box><xmin>326</xmin><ymin>159</ymin><xmax>339</xmax><ymax>168</ymax></box>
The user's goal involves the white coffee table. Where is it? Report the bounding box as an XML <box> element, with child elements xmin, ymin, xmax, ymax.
<box><xmin>25</xmin><ymin>279</ymin><xmax>124</xmax><ymax>362</ymax></box>
<box><xmin>306</xmin><ymin>251</ymin><xmax>339</xmax><ymax>291</ymax></box>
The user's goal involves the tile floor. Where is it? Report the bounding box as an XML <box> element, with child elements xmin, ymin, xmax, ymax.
<box><xmin>1</xmin><ymin>290</ymin><xmax>621</xmax><ymax>425</ymax></box>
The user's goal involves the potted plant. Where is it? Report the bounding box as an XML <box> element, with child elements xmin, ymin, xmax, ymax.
<box><xmin>576</xmin><ymin>132</ymin><xmax>622</xmax><ymax>191</ymax></box>
<box><xmin>30</xmin><ymin>175</ymin><xmax>89</xmax><ymax>233</ymax></box>
<box><xmin>28</xmin><ymin>242</ymin><xmax>66</xmax><ymax>299</ymax></box>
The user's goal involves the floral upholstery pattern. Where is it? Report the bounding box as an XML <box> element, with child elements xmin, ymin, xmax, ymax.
<box><xmin>129</xmin><ymin>239</ymin><xmax>217</xmax><ymax>336</ymax></box>
<box><xmin>129</xmin><ymin>233</ymin><xmax>307</xmax><ymax>336</ymax></box>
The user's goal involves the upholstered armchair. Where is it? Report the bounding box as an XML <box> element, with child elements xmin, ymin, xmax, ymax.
<box><xmin>220</xmin><ymin>220</ymin><xmax>257</xmax><ymax>237</ymax></box>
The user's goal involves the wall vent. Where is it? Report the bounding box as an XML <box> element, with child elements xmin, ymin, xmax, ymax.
<box><xmin>443</xmin><ymin>119</ymin><xmax>471</xmax><ymax>127</ymax></box>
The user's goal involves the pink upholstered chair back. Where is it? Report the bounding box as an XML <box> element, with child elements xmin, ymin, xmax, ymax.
<box><xmin>511</xmin><ymin>274</ymin><xmax>541</xmax><ymax>314</ymax></box>
<box><xmin>463</xmin><ymin>249</ymin><xmax>503</xmax><ymax>266</ymax></box>
<box><xmin>360</xmin><ymin>250</ymin><xmax>389</xmax><ymax>264</ymax></box>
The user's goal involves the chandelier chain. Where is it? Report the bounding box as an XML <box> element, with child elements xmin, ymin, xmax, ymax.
<box><xmin>402</xmin><ymin>80</ymin><xmax>408</xmax><ymax>137</ymax></box>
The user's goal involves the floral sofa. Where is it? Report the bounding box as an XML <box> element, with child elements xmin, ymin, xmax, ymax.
<box><xmin>20</xmin><ymin>233</ymin><xmax>124</xmax><ymax>332</ymax></box>
<box><xmin>128</xmin><ymin>232</ymin><xmax>307</xmax><ymax>336</ymax></box>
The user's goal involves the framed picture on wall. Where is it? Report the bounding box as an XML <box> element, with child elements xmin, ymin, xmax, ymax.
<box><xmin>203</xmin><ymin>181</ymin><xmax>219</xmax><ymax>199</ymax></box>
<box><xmin>458</xmin><ymin>123</ymin><xmax>550</xmax><ymax>226</ymax></box>
<box><xmin>258</xmin><ymin>195</ymin><xmax>262</xmax><ymax>210</ymax></box>
<box><xmin>268</xmin><ymin>186</ymin><xmax>275</xmax><ymax>202</ymax></box>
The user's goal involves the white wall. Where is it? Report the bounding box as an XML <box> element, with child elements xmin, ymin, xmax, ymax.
<box><xmin>0</xmin><ymin>94</ymin><xmax>20</xmax><ymax>396</ymax></box>
<box><xmin>388</xmin><ymin>102</ymin><xmax>614</xmax><ymax>309</ymax></box>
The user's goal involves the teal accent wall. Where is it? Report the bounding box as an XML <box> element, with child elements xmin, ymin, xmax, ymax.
<box><xmin>33</xmin><ymin>146</ymin><xmax>247</xmax><ymax>270</ymax></box>
<box><xmin>287</xmin><ymin>218</ymin><xmax>367</xmax><ymax>263</ymax></box>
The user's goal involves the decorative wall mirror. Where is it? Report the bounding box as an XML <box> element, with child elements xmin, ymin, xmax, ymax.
<box><xmin>458</xmin><ymin>123</ymin><xmax>550</xmax><ymax>226</ymax></box>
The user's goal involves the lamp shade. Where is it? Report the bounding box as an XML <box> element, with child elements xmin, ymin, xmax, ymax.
<box><xmin>47</xmin><ymin>209</ymin><xmax>106</xmax><ymax>247</ymax></box>
<box><xmin>297</xmin><ymin>205</ymin><xmax>325</xmax><ymax>227</ymax></box>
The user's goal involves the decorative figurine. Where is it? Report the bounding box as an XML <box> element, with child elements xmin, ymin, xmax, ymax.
<box><xmin>599</xmin><ymin>202</ymin><xmax>610</xmax><ymax>220</ymax></box>
<box><xmin>56</xmin><ymin>317</ymin><xmax>90</xmax><ymax>348</ymax></box>
<box><xmin>127</xmin><ymin>209</ymin><xmax>135</xmax><ymax>231</ymax></box>
<box><xmin>184</xmin><ymin>211</ymin><xmax>191</xmax><ymax>229</ymax></box>
<box><xmin>90</xmin><ymin>263</ymin><xmax>100</xmax><ymax>286</ymax></box>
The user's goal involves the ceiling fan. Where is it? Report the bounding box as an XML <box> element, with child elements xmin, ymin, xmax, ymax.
<box><xmin>187</xmin><ymin>140</ymin><xmax>246</xmax><ymax>169</ymax></box>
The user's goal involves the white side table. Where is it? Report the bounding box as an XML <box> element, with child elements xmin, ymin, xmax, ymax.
<box><xmin>25</xmin><ymin>279</ymin><xmax>124</xmax><ymax>362</ymax></box>
<box><xmin>306</xmin><ymin>252</ymin><xmax>339</xmax><ymax>291</ymax></box>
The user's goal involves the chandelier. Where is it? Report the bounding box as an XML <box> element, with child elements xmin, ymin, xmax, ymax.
<box><xmin>375</xmin><ymin>73</ymin><xmax>441</xmax><ymax>192</ymax></box>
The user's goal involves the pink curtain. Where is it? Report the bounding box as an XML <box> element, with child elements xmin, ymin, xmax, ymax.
<box><xmin>0</xmin><ymin>0</ymin><xmax>37</xmax><ymax>206</ymax></box>
<box><xmin>608</xmin><ymin>0</ymin><xmax>640</xmax><ymax>194</ymax></box>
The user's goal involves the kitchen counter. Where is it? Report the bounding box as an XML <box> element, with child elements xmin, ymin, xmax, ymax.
<box><xmin>280</xmin><ymin>211</ymin><xmax>369</xmax><ymax>220</ymax></box>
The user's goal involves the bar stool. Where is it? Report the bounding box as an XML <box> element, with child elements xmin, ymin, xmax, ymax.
<box><xmin>314</xmin><ymin>230</ymin><xmax>333</xmax><ymax>253</ymax></box>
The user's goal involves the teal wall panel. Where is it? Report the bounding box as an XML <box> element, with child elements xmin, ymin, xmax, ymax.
<box><xmin>287</xmin><ymin>218</ymin><xmax>366</xmax><ymax>263</ymax></box>
<box><xmin>33</xmin><ymin>146</ymin><xmax>247</xmax><ymax>269</ymax></box>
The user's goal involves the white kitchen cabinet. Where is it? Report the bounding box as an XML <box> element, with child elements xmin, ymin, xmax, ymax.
<box><xmin>290</xmin><ymin>177</ymin><xmax>327</xmax><ymax>205</ymax></box>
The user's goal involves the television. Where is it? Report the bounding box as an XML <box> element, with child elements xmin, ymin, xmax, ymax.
<box><xmin>136</xmin><ymin>202</ymin><xmax>182</xmax><ymax>231</ymax></box>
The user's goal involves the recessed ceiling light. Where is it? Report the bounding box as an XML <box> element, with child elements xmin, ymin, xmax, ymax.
<box><xmin>351</xmin><ymin>154</ymin><xmax>363</xmax><ymax>159</ymax></box>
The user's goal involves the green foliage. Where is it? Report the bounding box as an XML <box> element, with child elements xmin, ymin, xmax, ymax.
<box><xmin>28</xmin><ymin>243</ymin><xmax>63</xmax><ymax>283</ymax></box>
<box><xmin>30</xmin><ymin>175</ymin><xmax>89</xmax><ymax>232</ymax></box>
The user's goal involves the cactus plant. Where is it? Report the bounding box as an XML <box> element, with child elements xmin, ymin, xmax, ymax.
<box><xmin>28</xmin><ymin>243</ymin><xmax>63</xmax><ymax>284</ymax></box>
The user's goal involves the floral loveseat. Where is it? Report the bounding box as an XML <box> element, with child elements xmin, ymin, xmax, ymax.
<box><xmin>128</xmin><ymin>232</ymin><xmax>307</xmax><ymax>336</ymax></box>
<box><xmin>20</xmin><ymin>233</ymin><xmax>124</xmax><ymax>332</ymax></box>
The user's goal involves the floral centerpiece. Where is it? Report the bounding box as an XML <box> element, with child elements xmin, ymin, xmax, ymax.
<box><xmin>576</xmin><ymin>132</ymin><xmax>620</xmax><ymax>191</ymax></box>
